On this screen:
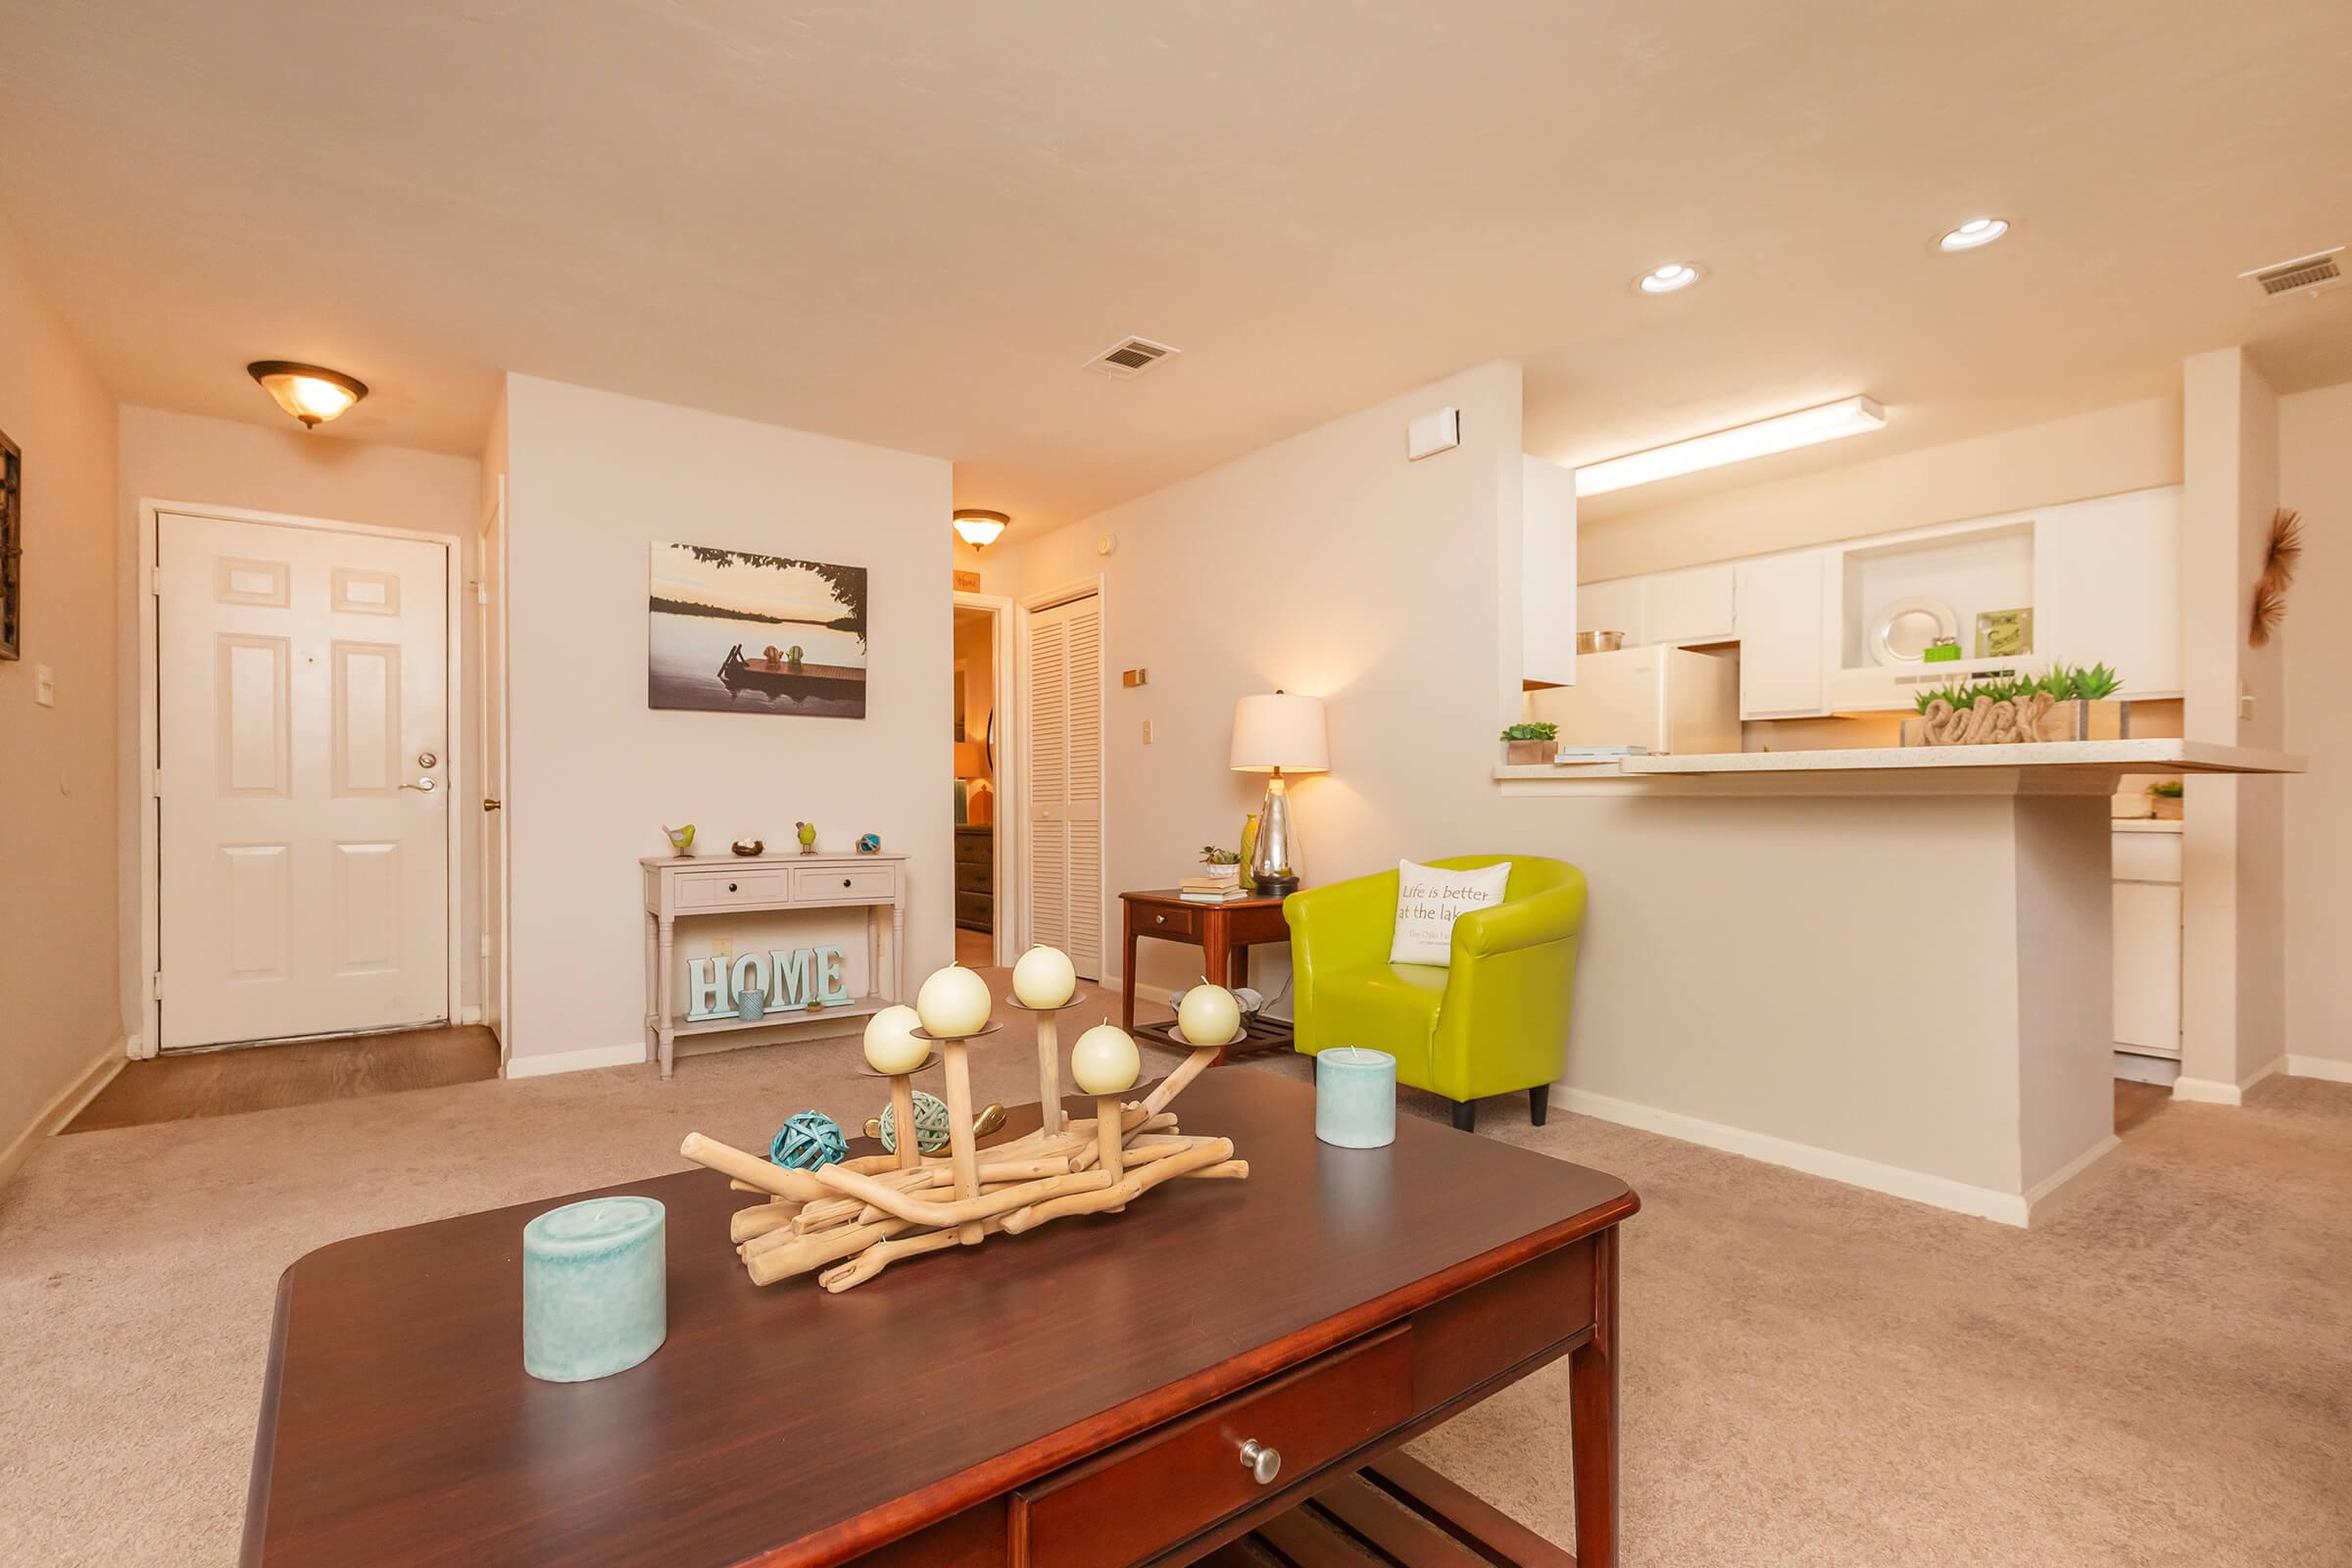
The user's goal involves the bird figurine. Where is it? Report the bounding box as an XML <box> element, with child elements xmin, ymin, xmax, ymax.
<box><xmin>796</xmin><ymin>821</ymin><xmax>818</xmax><ymax>855</ymax></box>
<box><xmin>662</xmin><ymin>823</ymin><xmax>697</xmax><ymax>858</ymax></box>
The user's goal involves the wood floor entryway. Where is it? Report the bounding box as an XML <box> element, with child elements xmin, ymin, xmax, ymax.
<box><xmin>63</xmin><ymin>1026</ymin><xmax>498</xmax><ymax>1134</ymax></box>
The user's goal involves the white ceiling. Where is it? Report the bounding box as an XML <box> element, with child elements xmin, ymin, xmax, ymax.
<box><xmin>3</xmin><ymin>1</ymin><xmax>2348</xmax><ymax>530</ymax></box>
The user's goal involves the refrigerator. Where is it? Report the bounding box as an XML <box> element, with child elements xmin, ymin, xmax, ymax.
<box><xmin>1523</xmin><ymin>646</ymin><xmax>1740</xmax><ymax>757</ymax></box>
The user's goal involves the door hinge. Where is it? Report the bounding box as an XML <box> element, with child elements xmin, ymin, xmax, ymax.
<box><xmin>149</xmin><ymin>564</ymin><xmax>163</xmax><ymax>597</ymax></box>
<box><xmin>150</xmin><ymin>768</ymin><xmax>164</xmax><ymax>799</ymax></box>
<box><xmin>479</xmin><ymin>934</ymin><xmax>492</xmax><ymax>958</ymax></box>
<box><xmin>151</xmin><ymin>971</ymin><xmax>165</xmax><ymax>1000</ymax></box>
<box><xmin>474</xmin><ymin>579</ymin><xmax>488</xmax><ymax>606</ymax></box>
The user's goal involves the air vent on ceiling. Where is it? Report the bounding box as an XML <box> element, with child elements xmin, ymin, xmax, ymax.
<box><xmin>1084</xmin><ymin>336</ymin><xmax>1181</xmax><ymax>380</ymax></box>
<box><xmin>2240</xmin><ymin>247</ymin><xmax>2344</xmax><ymax>306</ymax></box>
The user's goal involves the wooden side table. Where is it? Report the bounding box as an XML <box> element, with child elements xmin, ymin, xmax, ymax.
<box><xmin>1119</xmin><ymin>888</ymin><xmax>1291</xmax><ymax>1055</ymax></box>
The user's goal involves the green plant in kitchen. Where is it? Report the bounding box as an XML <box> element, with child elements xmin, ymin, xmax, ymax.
<box><xmin>2146</xmin><ymin>778</ymin><xmax>2184</xmax><ymax>800</ymax></box>
<box><xmin>1499</xmin><ymin>721</ymin><xmax>1559</xmax><ymax>742</ymax></box>
<box><xmin>2034</xmin><ymin>662</ymin><xmax>2123</xmax><ymax>702</ymax></box>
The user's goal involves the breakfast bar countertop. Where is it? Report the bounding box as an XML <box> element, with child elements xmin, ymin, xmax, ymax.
<box><xmin>1495</xmin><ymin>739</ymin><xmax>2303</xmax><ymax>796</ymax></box>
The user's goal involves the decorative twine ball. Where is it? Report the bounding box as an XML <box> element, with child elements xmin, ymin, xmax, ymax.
<box><xmin>768</xmin><ymin>1109</ymin><xmax>848</xmax><ymax>1171</ymax></box>
<box><xmin>857</xmin><ymin>832</ymin><xmax>882</xmax><ymax>854</ymax></box>
<box><xmin>877</xmin><ymin>1090</ymin><xmax>953</xmax><ymax>1155</ymax></box>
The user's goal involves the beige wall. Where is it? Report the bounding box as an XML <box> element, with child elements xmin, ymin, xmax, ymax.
<box><xmin>1580</xmin><ymin>395</ymin><xmax>2183</xmax><ymax>582</ymax></box>
<box><xmin>115</xmin><ymin>406</ymin><xmax>485</xmax><ymax>1034</ymax></box>
<box><xmin>2178</xmin><ymin>349</ymin><xmax>2285</xmax><ymax>1099</ymax></box>
<box><xmin>501</xmin><ymin>374</ymin><xmax>953</xmax><ymax>1070</ymax></box>
<box><xmin>2281</xmin><ymin>379</ymin><xmax>2352</xmax><ymax>1076</ymax></box>
<box><xmin>0</xmin><ymin>216</ymin><xmax>122</xmax><ymax>1169</ymax></box>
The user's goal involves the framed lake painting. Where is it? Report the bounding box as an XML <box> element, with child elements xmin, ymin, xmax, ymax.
<box><xmin>649</xmin><ymin>543</ymin><xmax>868</xmax><ymax>717</ymax></box>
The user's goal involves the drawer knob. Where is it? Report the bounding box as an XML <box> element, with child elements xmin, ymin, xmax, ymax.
<box><xmin>843</xmin><ymin>877</ymin><xmax>853</xmax><ymax>888</ymax></box>
<box><xmin>727</xmin><ymin>882</ymin><xmax>738</xmax><ymax>893</ymax></box>
<box><xmin>1154</xmin><ymin>914</ymin><xmax>1165</xmax><ymax>925</ymax></box>
<box><xmin>1238</xmin><ymin>1440</ymin><xmax>1281</xmax><ymax>1487</ymax></box>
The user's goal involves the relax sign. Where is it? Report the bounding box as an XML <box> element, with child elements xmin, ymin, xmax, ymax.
<box><xmin>685</xmin><ymin>945</ymin><xmax>852</xmax><ymax>1021</ymax></box>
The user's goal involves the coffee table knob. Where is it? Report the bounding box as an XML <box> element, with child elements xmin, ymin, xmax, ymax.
<box><xmin>1238</xmin><ymin>1439</ymin><xmax>1281</xmax><ymax>1486</ymax></box>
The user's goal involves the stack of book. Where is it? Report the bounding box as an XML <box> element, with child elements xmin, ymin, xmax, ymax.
<box><xmin>1179</xmin><ymin>875</ymin><xmax>1250</xmax><ymax>903</ymax></box>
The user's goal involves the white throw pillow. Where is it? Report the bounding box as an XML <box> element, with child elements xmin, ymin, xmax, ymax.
<box><xmin>1389</xmin><ymin>859</ymin><xmax>1512</xmax><ymax>967</ymax></box>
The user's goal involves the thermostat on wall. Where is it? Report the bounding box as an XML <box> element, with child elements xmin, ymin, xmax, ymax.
<box><xmin>1407</xmin><ymin>408</ymin><xmax>1460</xmax><ymax>461</ymax></box>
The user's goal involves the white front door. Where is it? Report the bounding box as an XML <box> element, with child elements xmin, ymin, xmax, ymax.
<box><xmin>157</xmin><ymin>512</ymin><xmax>451</xmax><ymax>1050</ymax></box>
<box><xmin>1025</xmin><ymin>592</ymin><xmax>1103</xmax><ymax>979</ymax></box>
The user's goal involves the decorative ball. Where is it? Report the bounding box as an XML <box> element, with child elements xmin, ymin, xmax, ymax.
<box><xmin>877</xmin><ymin>1090</ymin><xmax>953</xmax><ymax>1155</ymax></box>
<box><xmin>861</xmin><ymin>1004</ymin><xmax>927</xmax><ymax>1075</ymax></box>
<box><xmin>1177</xmin><ymin>983</ymin><xmax>1242</xmax><ymax>1048</ymax></box>
<box><xmin>1012</xmin><ymin>945</ymin><xmax>1077</xmax><ymax>1010</ymax></box>
<box><xmin>1071</xmin><ymin>1022</ymin><xmax>1141</xmax><ymax>1097</ymax></box>
<box><xmin>857</xmin><ymin>832</ymin><xmax>882</xmax><ymax>854</ymax></box>
<box><xmin>916</xmin><ymin>963</ymin><xmax>993</xmax><ymax>1039</ymax></box>
<box><xmin>768</xmin><ymin>1109</ymin><xmax>848</xmax><ymax>1171</ymax></box>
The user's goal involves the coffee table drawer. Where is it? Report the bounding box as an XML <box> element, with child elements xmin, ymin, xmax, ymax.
<box><xmin>674</xmin><ymin>870</ymin><xmax>788</xmax><ymax>908</ymax></box>
<box><xmin>793</xmin><ymin>864</ymin><xmax>898</xmax><ymax>903</ymax></box>
<box><xmin>1009</xmin><ymin>1324</ymin><xmax>1410</xmax><ymax>1568</ymax></box>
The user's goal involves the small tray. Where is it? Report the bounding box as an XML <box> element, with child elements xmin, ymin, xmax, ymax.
<box><xmin>852</xmin><ymin>1054</ymin><xmax>942</xmax><ymax>1079</ymax></box>
<box><xmin>1000</xmin><ymin>990</ymin><xmax>1093</xmax><ymax>1014</ymax></box>
<box><xmin>907</xmin><ymin>1020</ymin><xmax>1005</xmax><ymax>1045</ymax></box>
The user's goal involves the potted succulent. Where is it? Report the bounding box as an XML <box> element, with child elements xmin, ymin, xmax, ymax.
<box><xmin>2146</xmin><ymin>778</ymin><xmax>2183</xmax><ymax>820</ymax></box>
<box><xmin>1500</xmin><ymin>720</ymin><xmax>1559</xmax><ymax>765</ymax></box>
<box><xmin>1199</xmin><ymin>845</ymin><xmax>1243</xmax><ymax>888</ymax></box>
<box><xmin>1902</xmin><ymin>662</ymin><xmax>2128</xmax><ymax>746</ymax></box>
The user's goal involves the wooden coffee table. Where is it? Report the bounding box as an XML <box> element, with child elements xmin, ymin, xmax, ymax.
<box><xmin>242</xmin><ymin>1070</ymin><xmax>1636</xmax><ymax>1567</ymax></box>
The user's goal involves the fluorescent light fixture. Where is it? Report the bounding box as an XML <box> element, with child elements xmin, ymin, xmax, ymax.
<box><xmin>1936</xmin><ymin>218</ymin><xmax>2010</xmax><ymax>253</ymax></box>
<box><xmin>1637</xmin><ymin>262</ymin><xmax>1702</xmax><ymax>294</ymax></box>
<box><xmin>1574</xmin><ymin>396</ymin><xmax>1886</xmax><ymax>497</ymax></box>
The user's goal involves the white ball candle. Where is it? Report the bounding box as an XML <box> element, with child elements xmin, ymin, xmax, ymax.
<box><xmin>1176</xmin><ymin>983</ymin><xmax>1242</xmax><ymax>1048</ymax></box>
<box><xmin>1011</xmin><ymin>945</ymin><xmax>1077</xmax><ymax>1010</ymax></box>
<box><xmin>1070</xmin><ymin>1022</ymin><xmax>1141</xmax><ymax>1096</ymax></box>
<box><xmin>861</xmin><ymin>1004</ymin><xmax>927</xmax><ymax>1075</ymax></box>
<box><xmin>915</xmin><ymin>963</ymin><xmax>993</xmax><ymax>1039</ymax></box>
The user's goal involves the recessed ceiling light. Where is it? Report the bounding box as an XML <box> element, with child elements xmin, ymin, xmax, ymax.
<box><xmin>1637</xmin><ymin>263</ymin><xmax>1702</xmax><ymax>295</ymax></box>
<box><xmin>1936</xmin><ymin>218</ymin><xmax>2010</xmax><ymax>253</ymax></box>
<box><xmin>1574</xmin><ymin>396</ymin><xmax>1887</xmax><ymax>497</ymax></box>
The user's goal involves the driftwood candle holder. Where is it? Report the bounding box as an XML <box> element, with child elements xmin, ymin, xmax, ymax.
<box><xmin>679</xmin><ymin>985</ymin><xmax>1249</xmax><ymax>1294</ymax></box>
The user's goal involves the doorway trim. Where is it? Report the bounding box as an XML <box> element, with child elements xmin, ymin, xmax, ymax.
<box><xmin>1012</xmin><ymin>573</ymin><xmax>1108</xmax><ymax>979</ymax></box>
<box><xmin>954</xmin><ymin>589</ymin><xmax>1018</xmax><ymax>967</ymax></box>
<box><xmin>132</xmin><ymin>499</ymin><xmax>466</xmax><ymax>1058</ymax></box>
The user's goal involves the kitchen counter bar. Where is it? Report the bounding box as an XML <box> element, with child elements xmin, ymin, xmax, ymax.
<box><xmin>1496</xmin><ymin>739</ymin><xmax>2301</xmax><ymax>796</ymax></box>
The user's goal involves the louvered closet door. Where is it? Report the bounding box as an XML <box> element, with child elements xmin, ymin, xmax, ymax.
<box><xmin>1025</xmin><ymin>593</ymin><xmax>1103</xmax><ymax>979</ymax></box>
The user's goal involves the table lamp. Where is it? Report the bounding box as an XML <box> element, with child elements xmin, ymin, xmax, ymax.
<box><xmin>1230</xmin><ymin>691</ymin><xmax>1328</xmax><ymax>896</ymax></box>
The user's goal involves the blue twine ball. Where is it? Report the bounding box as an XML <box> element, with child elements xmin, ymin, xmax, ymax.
<box><xmin>857</xmin><ymin>832</ymin><xmax>882</xmax><ymax>854</ymax></box>
<box><xmin>877</xmin><ymin>1090</ymin><xmax>953</xmax><ymax>1155</ymax></box>
<box><xmin>769</xmin><ymin>1109</ymin><xmax>848</xmax><ymax>1171</ymax></box>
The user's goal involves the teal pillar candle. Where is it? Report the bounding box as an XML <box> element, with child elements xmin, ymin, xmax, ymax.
<box><xmin>522</xmin><ymin>1196</ymin><xmax>667</xmax><ymax>1383</ymax></box>
<box><xmin>1315</xmin><ymin>1048</ymin><xmax>1397</xmax><ymax>1149</ymax></box>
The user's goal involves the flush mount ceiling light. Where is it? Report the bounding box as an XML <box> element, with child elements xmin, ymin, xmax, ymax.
<box><xmin>1936</xmin><ymin>218</ymin><xmax>2011</xmax><ymax>253</ymax></box>
<box><xmin>952</xmin><ymin>509</ymin><xmax>1010</xmax><ymax>550</ymax></box>
<box><xmin>1636</xmin><ymin>262</ymin><xmax>1702</xmax><ymax>295</ymax></box>
<box><xmin>247</xmin><ymin>361</ymin><xmax>368</xmax><ymax>428</ymax></box>
<box><xmin>1574</xmin><ymin>396</ymin><xmax>1886</xmax><ymax>497</ymax></box>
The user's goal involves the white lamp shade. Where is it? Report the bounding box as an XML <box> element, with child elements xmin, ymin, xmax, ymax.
<box><xmin>1230</xmin><ymin>693</ymin><xmax>1329</xmax><ymax>773</ymax></box>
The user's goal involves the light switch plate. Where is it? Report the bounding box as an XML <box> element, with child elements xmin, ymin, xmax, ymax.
<box><xmin>33</xmin><ymin>663</ymin><xmax>56</xmax><ymax>707</ymax></box>
<box><xmin>1142</xmin><ymin>719</ymin><xmax>1153</xmax><ymax>745</ymax></box>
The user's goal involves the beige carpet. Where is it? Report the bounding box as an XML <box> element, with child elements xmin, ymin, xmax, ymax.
<box><xmin>3</xmin><ymin>982</ymin><xmax>2347</xmax><ymax>1565</ymax></box>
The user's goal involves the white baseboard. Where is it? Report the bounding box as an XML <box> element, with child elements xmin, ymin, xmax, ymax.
<box><xmin>1553</xmin><ymin>1086</ymin><xmax>2033</xmax><ymax>1227</ymax></box>
<box><xmin>2238</xmin><ymin>1054</ymin><xmax>2283</xmax><ymax>1093</ymax></box>
<box><xmin>504</xmin><ymin>1041</ymin><xmax>648</xmax><ymax>1079</ymax></box>
<box><xmin>2286</xmin><ymin>1054</ymin><xmax>2352</xmax><ymax>1084</ymax></box>
<box><xmin>2022</xmin><ymin>1134</ymin><xmax>2122</xmax><ymax>1215</ymax></box>
<box><xmin>2169</xmin><ymin>1075</ymin><xmax>2241</xmax><ymax>1105</ymax></box>
<box><xmin>0</xmin><ymin>1037</ymin><xmax>127</xmax><ymax>1191</ymax></box>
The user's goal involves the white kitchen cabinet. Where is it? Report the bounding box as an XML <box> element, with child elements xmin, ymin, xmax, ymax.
<box><xmin>1735</xmin><ymin>552</ymin><xmax>1831</xmax><ymax>718</ymax></box>
<box><xmin>2034</xmin><ymin>490</ymin><xmax>2182</xmax><ymax>698</ymax></box>
<box><xmin>2112</xmin><ymin>824</ymin><xmax>2182</xmax><ymax>1057</ymax></box>
<box><xmin>1579</xmin><ymin>577</ymin><xmax>1643</xmax><ymax>646</ymax></box>
<box><xmin>1643</xmin><ymin>563</ymin><xmax>1739</xmax><ymax>645</ymax></box>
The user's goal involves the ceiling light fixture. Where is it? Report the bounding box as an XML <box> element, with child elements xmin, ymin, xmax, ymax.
<box><xmin>1637</xmin><ymin>262</ymin><xmax>1702</xmax><ymax>295</ymax></box>
<box><xmin>952</xmin><ymin>509</ymin><xmax>1010</xmax><ymax>550</ymax></box>
<box><xmin>1936</xmin><ymin>218</ymin><xmax>2010</xmax><ymax>253</ymax></box>
<box><xmin>1574</xmin><ymin>396</ymin><xmax>1886</xmax><ymax>497</ymax></box>
<box><xmin>247</xmin><ymin>361</ymin><xmax>368</xmax><ymax>428</ymax></box>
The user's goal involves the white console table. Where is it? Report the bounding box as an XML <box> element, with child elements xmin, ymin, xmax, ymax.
<box><xmin>641</xmin><ymin>852</ymin><xmax>907</xmax><ymax>1079</ymax></box>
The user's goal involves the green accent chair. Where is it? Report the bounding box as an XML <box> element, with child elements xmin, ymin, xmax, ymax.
<box><xmin>1283</xmin><ymin>856</ymin><xmax>1587</xmax><ymax>1132</ymax></box>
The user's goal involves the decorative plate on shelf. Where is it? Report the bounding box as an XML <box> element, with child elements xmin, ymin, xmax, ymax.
<box><xmin>1867</xmin><ymin>596</ymin><xmax>1960</xmax><ymax>665</ymax></box>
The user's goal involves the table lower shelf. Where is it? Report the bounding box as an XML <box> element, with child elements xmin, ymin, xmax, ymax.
<box><xmin>1189</xmin><ymin>1452</ymin><xmax>1574</xmax><ymax>1567</ymax></box>
<box><xmin>1134</xmin><ymin>1014</ymin><xmax>1295</xmax><ymax>1060</ymax></box>
<box><xmin>666</xmin><ymin>994</ymin><xmax>892</xmax><ymax>1038</ymax></box>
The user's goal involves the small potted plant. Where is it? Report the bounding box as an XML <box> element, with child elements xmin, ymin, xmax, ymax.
<box><xmin>1500</xmin><ymin>721</ymin><xmax>1558</xmax><ymax>765</ymax></box>
<box><xmin>2146</xmin><ymin>778</ymin><xmax>2183</xmax><ymax>820</ymax></box>
<box><xmin>1198</xmin><ymin>845</ymin><xmax>1243</xmax><ymax>888</ymax></box>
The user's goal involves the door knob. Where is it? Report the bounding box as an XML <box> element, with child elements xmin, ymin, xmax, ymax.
<box><xmin>401</xmin><ymin>777</ymin><xmax>438</xmax><ymax>793</ymax></box>
<box><xmin>1238</xmin><ymin>1440</ymin><xmax>1281</xmax><ymax>1486</ymax></box>
<box><xmin>482</xmin><ymin>798</ymin><xmax>503</xmax><ymax>811</ymax></box>
<box><xmin>417</xmin><ymin>751</ymin><xmax>439</xmax><ymax>768</ymax></box>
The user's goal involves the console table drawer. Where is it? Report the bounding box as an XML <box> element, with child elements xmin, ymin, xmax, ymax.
<box><xmin>1009</xmin><ymin>1324</ymin><xmax>1410</xmax><ymax>1568</ymax></box>
<box><xmin>674</xmin><ymin>870</ymin><xmax>789</xmax><ymax>908</ymax></box>
<box><xmin>793</xmin><ymin>864</ymin><xmax>897</xmax><ymax>903</ymax></box>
